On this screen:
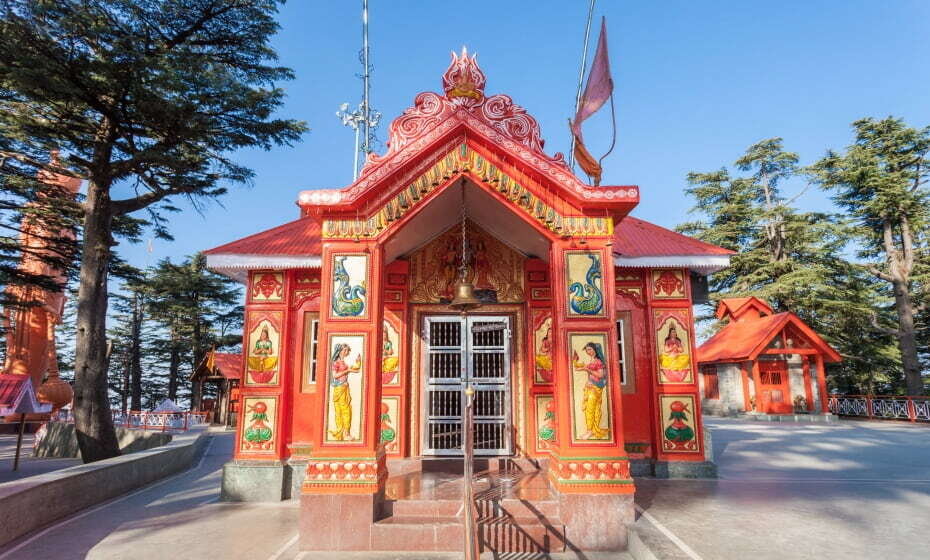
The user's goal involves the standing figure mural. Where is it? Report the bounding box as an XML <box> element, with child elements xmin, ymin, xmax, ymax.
<box><xmin>533</xmin><ymin>311</ymin><xmax>554</xmax><ymax>384</ymax></box>
<box><xmin>325</xmin><ymin>336</ymin><xmax>366</xmax><ymax>442</ymax></box>
<box><xmin>567</xmin><ymin>252</ymin><xmax>604</xmax><ymax>317</ymax></box>
<box><xmin>331</xmin><ymin>255</ymin><xmax>367</xmax><ymax>318</ymax></box>
<box><xmin>536</xmin><ymin>396</ymin><xmax>556</xmax><ymax>450</ymax></box>
<box><xmin>656</xmin><ymin>310</ymin><xmax>693</xmax><ymax>383</ymax></box>
<box><xmin>570</xmin><ymin>334</ymin><xmax>612</xmax><ymax>441</ymax></box>
<box><xmin>381</xmin><ymin>319</ymin><xmax>400</xmax><ymax>385</ymax></box>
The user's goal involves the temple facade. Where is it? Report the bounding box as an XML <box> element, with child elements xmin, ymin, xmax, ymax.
<box><xmin>205</xmin><ymin>50</ymin><xmax>730</xmax><ymax>553</ymax></box>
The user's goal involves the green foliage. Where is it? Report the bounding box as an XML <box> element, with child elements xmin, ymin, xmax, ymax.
<box><xmin>680</xmin><ymin>137</ymin><xmax>900</xmax><ymax>392</ymax></box>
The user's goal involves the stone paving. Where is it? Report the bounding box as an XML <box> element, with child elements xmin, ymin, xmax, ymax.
<box><xmin>0</xmin><ymin>433</ymin><xmax>81</xmax><ymax>484</ymax></box>
<box><xmin>1</xmin><ymin>418</ymin><xmax>928</xmax><ymax>559</ymax></box>
<box><xmin>636</xmin><ymin>417</ymin><xmax>930</xmax><ymax>559</ymax></box>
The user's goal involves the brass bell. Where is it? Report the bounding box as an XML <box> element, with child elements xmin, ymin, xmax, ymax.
<box><xmin>450</xmin><ymin>277</ymin><xmax>482</xmax><ymax>311</ymax></box>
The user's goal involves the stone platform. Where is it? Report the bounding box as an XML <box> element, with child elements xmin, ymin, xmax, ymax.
<box><xmin>301</xmin><ymin>459</ymin><xmax>634</xmax><ymax>553</ymax></box>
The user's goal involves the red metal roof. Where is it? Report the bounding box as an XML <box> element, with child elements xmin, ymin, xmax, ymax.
<box><xmin>697</xmin><ymin>312</ymin><xmax>841</xmax><ymax>364</ymax></box>
<box><xmin>612</xmin><ymin>216</ymin><xmax>735</xmax><ymax>258</ymax></box>
<box><xmin>203</xmin><ymin>217</ymin><xmax>321</xmax><ymax>256</ymax></box>
<box><xmin>0</xmin><ymin>374</ymin><xmax>27</xmax><ymax>408</ymax></box>
<box><xmin>213</xmin><ymin>353</ymin><xmax>242</xmax><ymax>381</ymax></box>
<box><xmin>716</xmin><ymin>297</ymin><xmax>774</xmax><ymax>321</ymax></box>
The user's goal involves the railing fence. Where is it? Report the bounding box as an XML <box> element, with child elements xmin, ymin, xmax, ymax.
<box><xmin>51</xmin><ymin>409</ymin><xmax>209</xmax><ymax>432</ymax></box>
<box><xmin>828</xmin><ymin>395</ymin><xmax>930</xmax><ymax>423</ymax></box>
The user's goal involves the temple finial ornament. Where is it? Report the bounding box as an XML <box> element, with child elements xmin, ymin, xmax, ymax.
<box><xmin>442</xmin><ymin>46</ymin><xmax>485</xmax><ymax>105</ymax></box>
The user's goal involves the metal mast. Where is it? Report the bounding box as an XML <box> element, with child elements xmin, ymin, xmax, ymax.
<box><xmin>569</xmin><ymin>0</ymin><xmax>597</xmax><ymax>170</ymax></box>
<box><xmin>337</xmin><ymin>0</ymin><xmax>381</xmax><ymax>181</ymax></box>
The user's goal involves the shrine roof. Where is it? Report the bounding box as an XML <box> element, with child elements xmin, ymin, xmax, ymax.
<box><xmin>192</xmin><ymin>352</ymin><xmax>243</xmax><ymax>381</ymax></box>
<box><xmin>0</xmin><ymin>374</ymin><xmax>52</xmax><ymax>416</ymax></box>
<box><xmin>612</xmin><ymin>217</ymin><xmax>734</xmax><ymax>272</ymax></box>
<box><xmin>203</xmin><ymin>217</ymin><xmax>321</xmax><ymax>280</ymax></box>
<box><xmin>697</xmin><ymin>312</ymin><xmax>841</xmax><ymax>364</ymax></box>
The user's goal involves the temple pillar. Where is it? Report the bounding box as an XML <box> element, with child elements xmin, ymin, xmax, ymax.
<box><xmin>221</xmin><ymin>270</ymin><xmax>289</xmax><ymax>502</ymax></box>
<box><xmin>300</xmin><ymin>240</ymin><xmax>386</xmax><ymax>552</ymax></box>
<box><xmin>648</xmin><ymin>267</ymin><xmax>716</xmax><ymax>478</ymax></box>
<box><xmin>802</xmin><ymin>356</ymin><xmax>815</xmax><ymax>412</ymax></box>
<box><xmin>751</xmin><ymin>361</ymin><xmax>763</xmax><ymax>412</ymax></box>
<box><xmin>548</xmin><ymin>237</ymin><xmax>634</xmax><ymax>552</ymax></box>
<box><xmin>740</xmin><ymin>361</ymin><xmax>752</xmax><ymax>412</ymax></box>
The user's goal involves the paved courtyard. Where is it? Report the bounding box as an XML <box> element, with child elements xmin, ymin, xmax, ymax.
<box><xmin>1</xmin><ymin>418</ymin><xmax>928</xmax><ymax>559</ymax></box>
<box><xmin>0</xmin><ymin>433</ymin><xmax>81</xmax><ymax>484</ymax></box>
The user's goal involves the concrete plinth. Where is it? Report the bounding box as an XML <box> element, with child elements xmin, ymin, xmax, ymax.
<box><xmin>558</xmin><ymin>493</ymin><xmax>635</xmax><ymax>551</ymax></box>
<box><xmin>220</xmin><ymin>460</ymin><xmax>286</xmax><ymax>502</ymax></box>
<box><xmin>300</xmin><ymin>492</ymin><xmax>383</xmax><ymax>551</ymax></box>
<box><xmin>285</xmin><ymin>458</ymin><xmax>310</xmax><ymax>499</ymax></box>
<box><xmin>654</xmin><ymin>460</ymin><xmax>718</xmax><ymax>479</ymax></box>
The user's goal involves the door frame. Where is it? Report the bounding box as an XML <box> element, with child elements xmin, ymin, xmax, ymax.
<box><xmin>408</xmin><ymin>305</ymin><xmax>525</xmax><ymax>458</ymax></box>
<box><xmin>758</xmin><ymin>359</ymin><xmax>792</xmax><ymax>414</ymax></box>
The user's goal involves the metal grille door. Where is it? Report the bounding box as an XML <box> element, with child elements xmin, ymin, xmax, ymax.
<box><xmin>423</xmin><ymin>316</ymin><xmax>511</xmax><ymax>456</ymax></box>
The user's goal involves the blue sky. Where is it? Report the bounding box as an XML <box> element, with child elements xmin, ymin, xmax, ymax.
<box><xmin>116</xmin><ymin>0</ymin><xmax>930</xmax><ymax>270</ymax></box>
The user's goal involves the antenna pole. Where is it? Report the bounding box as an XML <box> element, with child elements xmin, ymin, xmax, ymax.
<box><xmin>569</xmin><ymin>0</ymin><xmax>597</xmax><ymax>170</ymax></box>
<box><xmin>362</xmin><ymin>0</ymin><xmax>370</xmax><ymax>156</ymax></box>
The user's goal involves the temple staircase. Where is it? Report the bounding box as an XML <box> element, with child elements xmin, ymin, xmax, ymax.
<box><xmin>373</xmin><ymin>459</ymin><xmax>566</xmax><ymax>553</ymax></box>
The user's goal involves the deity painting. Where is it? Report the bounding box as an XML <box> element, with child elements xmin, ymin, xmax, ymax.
<box><xmin>566</xmin><ymin>251</ymin><xmax>605</xmax><ymax>317</ymax></box>
<box><xmin>568</xmin><ymin>332</ymin><xmax>613</xmax><ymax>442</ymax></box>
<box><xmin>380</xmin><ymin>397</ymin><xmax>400</xmax><ymax>454</ymax></box>
<box><xmin>381</xmin><ymin>318</ymin><xmax>400</xmax><ymax>386</ymax></box>
<box><xmin>535</xmin><ymin>395</ymin><xmax>556</xmax><ymax>452</ymax></box>
<box><xmin>655</xmin><ymin>310</ymin><xmax>693</xmax><ymax>384</ymax></box>
<box><xmin>324</xmin><ymin>334</ymin><xmax>366</xmax><ymax>443</ymax></box>
<box><xmin>241</xmin><ymin>397</ymin><xmax>276</xmax><ymax>453</ymax></box>
<box><xmin>533</xmin><ymin>310</ymin><xmax>554</xmax><ymax>384</ymax></box>
<box><xmin>652</xmin><ymin>269</ymin><xmax>685</xmax><ymax>299</ymax></box>
<box><xmin>331</xmin><ymin>254</ymin><xmax>368</xmax><ymax>318</ymax></box>
<box><xmin>250</xmin><ymin>271</ymin><xmax>283</xmax><ymax>302</ymax></box>
<box><xmin>245</xmin><ymin>315</ymin><xmax>281</xmax><ymax>386</ymax></box>
<box><xmin>659</xmin><ymin>395</ymin><xmax>699</xmax><ymax>453</ymax></box>
<box><xmin>408</xmin><ymin>221</ymin><xmax>524</xmax><ymax>304</ymax></box>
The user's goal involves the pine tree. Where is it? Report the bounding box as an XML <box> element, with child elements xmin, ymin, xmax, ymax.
<box><xmin>809</xmin><ymin>117</ymin><xmax>930</xmax><ymax>396</ymax></box>
<box><xmin>679</xmin><ymin>138</ymin><xmax>898</xmax><ymax>389</ymax></box>
<box><xmin>0</xmin><ymin>1</ymin><xmax>306</xmax><ymax>461</ymax></box>
<box><xmin>147</xmin><ymin>254</ymin><xmax>242</xmax><ymax>403</ymax></box>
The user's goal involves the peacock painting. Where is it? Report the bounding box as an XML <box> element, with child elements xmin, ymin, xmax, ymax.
<box><xmin>331</xmin><ymin>255</ymin><xmax>367</xmax><ymax>317</ymax></box>
<box><xmin>567</xmin><ymin>252</ymin><xmax>604</xmax><ymax>316</ymax></box>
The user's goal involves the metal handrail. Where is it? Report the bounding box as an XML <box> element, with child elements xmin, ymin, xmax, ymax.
<box><xmin>463</xmin><ymin>384</ymin><xmax>479</xmax><ymax>560</ymax></box>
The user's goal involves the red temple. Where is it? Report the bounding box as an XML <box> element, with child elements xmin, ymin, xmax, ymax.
<box><xmin>205</xmin><ymin>49</ymin><xmax>731</xmax><ymax>553</ymax></box>
<box><xmin>697</xmin><ymin>297</ymin><xmax>841</xmax><ymax>416</ymax></box>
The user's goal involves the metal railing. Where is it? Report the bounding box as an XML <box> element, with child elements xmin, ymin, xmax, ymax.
<box><xmin>51</xmin><ymin>409</ymin><xmax>209</xmax><ymax>431</ymax></box>
<box><xmin>828</xmin><ymin>395</ymin><xmax>930</xmax><ymax>423</ymax></box>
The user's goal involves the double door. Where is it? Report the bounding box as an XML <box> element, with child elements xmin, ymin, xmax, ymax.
<box><xmin>422</xmin><ymin>315</ymin><xmax>512</xmax><ymax>456</ymax></box>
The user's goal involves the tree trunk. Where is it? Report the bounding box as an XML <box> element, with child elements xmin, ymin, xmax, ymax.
<box><xmin>168</xmin><ymin>334</ymin><xmax>180</xmax><ymax>401</ymax></box>
<box><xmin>892</xmin><ymin>278</ymin><xmax>923</xmax><ymax>395</ymax></box>
<box><xmin>73</xmin><ymin>181</ymin><xmax>121</xmax><ymax>463</ymax></box>
<box><xmin>130</xmin><ymin>293</ymin><xmax>143</xmax><ymax>410</ymax></box>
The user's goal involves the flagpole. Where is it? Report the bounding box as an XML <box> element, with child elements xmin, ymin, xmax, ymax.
<box><xmin>569</xmin><ymin>0</ymin><xmax>597</xmax><ymax>170</ymax></box>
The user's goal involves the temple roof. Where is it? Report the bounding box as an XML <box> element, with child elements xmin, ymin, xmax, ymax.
<box><xmin>697</xmin><ymin>312</ymin><xmax>841</xmax><ymax>364</ymax></box>
<box><xmin>612</xmin><ymin>217</ymin><xmax>734</xmax><ymax>272</ymax></box>
<box><xmin>191</xmin><ymin>352</ymin><xmax>243</xmax><ymax>382</ymax></box>
<box><xmin>715</xmin><ymin>296</ymin><xmax>774</xmax><ymax>321</ymax></box>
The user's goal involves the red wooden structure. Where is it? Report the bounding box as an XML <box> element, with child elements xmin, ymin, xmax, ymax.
<box><xmin>697</xmin><ymin>297</ymin><xmax>842</xmax><ymax>415</ymax></box>
<box><xmin>205</xmin><ymin>50</ymin><xmax>731</xmax><ymax>553</ymax></box>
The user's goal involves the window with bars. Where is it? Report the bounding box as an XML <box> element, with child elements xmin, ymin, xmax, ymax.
<box><xmin>301</xmin><ymin>312</ymin><xmax>320</xmax><ymax>389</ymax></box>
<box><xmin>615</xmin><ymin>313</ymin><xmax>634</xmax><ymax>390</ymax></box>
<box><xmin>702</xmin><ymin>365</ymin><xmax>719</xmax><ymax>400</ymax></box>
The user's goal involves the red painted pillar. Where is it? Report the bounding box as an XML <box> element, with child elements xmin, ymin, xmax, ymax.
<box><xmin>814</xmin><ymin>354</ymin><xmax>828</xmax><ymax>414</ymax></box>
<box><xmin>739</xmin><ymin>361</ymin><xmax>752</xmax><ymax>412</ymax></box>
<box><xmin>301</xmin><ymin>240</ymin><xmax>386</xmax><ymax>551</ymax></box>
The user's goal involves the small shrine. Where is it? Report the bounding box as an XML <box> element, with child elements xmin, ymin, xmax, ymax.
<box><xmin>205</xmin><ymin>50</ymin><xmax>731</xmax><ymax>553</ymax></box>
<box><xmin>191</xmin><ymin>351</ymin><xmax>242</xmax><ymax>427</ymax></box>
<box><xmin>697</xmin><ymin>297</ymin><xmax>841</xmax><ymax>416</ymax></box>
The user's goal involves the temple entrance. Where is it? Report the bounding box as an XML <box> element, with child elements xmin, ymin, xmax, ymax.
<box><xmin>759</xmin><ymin>359</ymin><xmax>792</xmax><ymax>414</ymax></box>
<box><xmin>421</xmin><ymin>315</ymin><xmax>512</xmax><ymax>456</ymax></box>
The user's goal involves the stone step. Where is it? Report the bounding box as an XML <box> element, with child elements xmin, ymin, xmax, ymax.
<box><xmin>371</xmin><ymin>516</ymin><xmax>465</xmax><ymax>552</ymax></box>
<box><xmin>479</xmin><ymin>516</ymin><xmax>567</xmax><ymax>553</ymax></box>
<box><xmin>476</xmin><ymin>497</ymin><xmax>561</xmax><ymax>520</ymax></box>
<box><xmin>389</xmin><ymin>498</ymin><xmax>463</xmax><ymax>518</ymax></box>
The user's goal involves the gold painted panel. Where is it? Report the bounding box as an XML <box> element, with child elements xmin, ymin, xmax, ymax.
<box><xmin>655</xmin><ymin>309</ymin><xmax>693</xmax><ymax>384</ymax></box>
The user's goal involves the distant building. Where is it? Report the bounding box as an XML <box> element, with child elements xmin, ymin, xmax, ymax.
<box><xmin>697</xmin><ymin>297</ymin><xmax>841</xmax><ymax>416</ymax></box>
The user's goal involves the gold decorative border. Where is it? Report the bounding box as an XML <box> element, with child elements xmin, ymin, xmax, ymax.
<box><xmin>322</xmin><ymin>143</ymin><xmax>613</xmax><ymax>240</ymax></box>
